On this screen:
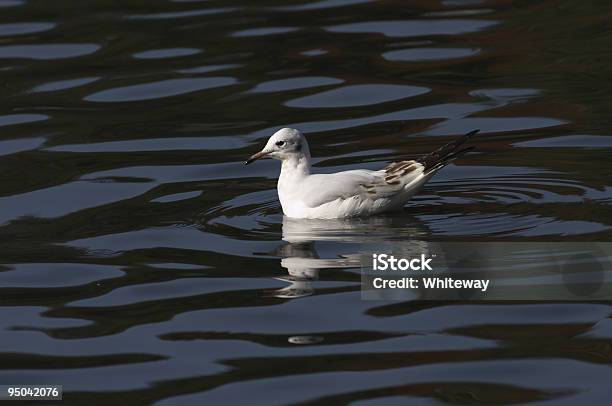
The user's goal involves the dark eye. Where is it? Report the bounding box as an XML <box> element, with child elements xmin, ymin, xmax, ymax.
<box><xmin>275</xmin><ymin>141</ymin><xmax>285</xmax><ymax>147</ymax></box>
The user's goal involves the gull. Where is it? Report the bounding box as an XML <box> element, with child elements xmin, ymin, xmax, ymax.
<box><xmin>245</xmin><ymin>128</ymin><xmax>478</xmax><ymax>219</ymax></box>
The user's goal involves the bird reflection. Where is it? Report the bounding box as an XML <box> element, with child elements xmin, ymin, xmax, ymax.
<box><xmin>271</xmin><ymin>236</ymin><xmax>360</xmax><ymax>299</ymax></box>
<box><xmin>267</xmin><ymin>214</ymin><xmax>432</xmax><ymax>299</ymax></box>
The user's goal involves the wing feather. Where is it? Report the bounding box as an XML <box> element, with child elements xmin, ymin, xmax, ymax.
<box><xmin>302</xmin><ymin>162</ymin><xmax>424</xmax><ymax>208</ymax></box>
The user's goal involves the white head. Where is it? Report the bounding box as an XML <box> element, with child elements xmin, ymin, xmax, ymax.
<box><xmin>245</xmin><ymin>128</ymin><xmax>310</xmax><ymax>165</ymax></box>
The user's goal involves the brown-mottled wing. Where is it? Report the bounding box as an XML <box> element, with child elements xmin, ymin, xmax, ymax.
<box><xmin>383</xmin><ymin>160</ymin><xmax>421</xmax><ymax>185</ymax></box>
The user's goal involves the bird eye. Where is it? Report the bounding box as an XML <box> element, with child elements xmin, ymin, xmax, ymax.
<box><xmin>275</xmin><ymin>141</ymin><xmax>285</xmax><ymax>147</ymax></box>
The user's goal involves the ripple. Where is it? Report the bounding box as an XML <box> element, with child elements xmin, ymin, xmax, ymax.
<box><xmin>47</xmin><ymin>136</ymin><xmax>246</xmax><ymax>153</ymax></box>
<box><xmin>150</xmin><ymin>191</ymin><xmax>201</xmax><ymax>203</ymax></box>
<box><xmin>70</xmin><ymin>277</ymin><xmax>267</xmax><ymax>307</ymax></box>
<box><xmin>231</xmin><ymin>27</ymin><xmax>299</xmax><ymax>37</ymax></box>
<box><xmin>435</xmin><ymin>165</ymin><xmax>606</xmax><ymax>202</ymax></box>
<box><xmin>176</xmin><ymin>63</ymin><xmax>240</xmax><ymax>74</ymax></box>
<box><xmin>0</xmin><ymin>0</ymin><xmax>25</xmax><ymax>7</ymax></box>
<box><xmin>0</xmin><ymin>43</ymin><xmax>100</xmax><ymax>60</ymax></box>
<box><xmin>31</xmin><ymin>76</ymin><xmax>100</xmax><ymax>93</ymax></box>
<box><xmin>274</xmin><ymin>0</ymin><xmax>371</xmax><ymax>11</ymax></box>
<box><xmin>469</xmin><ymin>88</ymin><xmax>540</xmax><ymax>102</ymax></box>
<box><xmin>419</xmin><ymin>212</ymin><xmax>543</xmax><ymax>236</ymax></box>
<box><xmin>383</xmin><ymin>47</ymin><xmax>480</xmax><ymax>62</ymax></box>
<box><xmin>250</xmin><ymin>76</ymin><xmax>343</xmax><ymax>93</ymax></box>
<box><xmin>326</xmin><ymin>19</ymin><xmax>498</xmax><ymax>37</ymax></box>
<box><xmin>514</xmin><ymin>134</ymin><xmax>612</xmax><ymax>148</ymax></box>
<box><xmin>84</xmin><ymin>77</ymin><xmax>236</xmax><ymax>102</ymax></box>
<box><xmin>424</xmin><ymin>9</ymin><xmax>493</xmax><ymax>17</ymax></box>
<box><xmin>0</xmin><ymin>263</ymin><xmax>123</xmax><ymax>288</ymax></box>
<box><xmin>0</xmin><ymin>136</ymin><xmax>46</xmax><ymax>156</ymax></box>
<box><xmin>146</xmin><ymin>263</ymin><xmax>208</xmax><ymax>270</ymax></box>
<box><xmin>587</xmin><ymin>319</ymin><xmax>612</xmax><ymax>338</ymax></box>
<box><xmin>128</xmin><ymin>7</ymin><xmax>234</xmax><ymax>20</ymax></box>
<box><xmin>301</xmin><ymin>49</ymin><xmax>328</xmax><ymax>56</ymax></box>
<box><xmin>83</xmin><ymin>162</ymin><xmax>240</xmax><ymax>183</ymax></box>
<box><xmin>442</xmin><ymin>0</ymin><xmax>485</xmax><ymax>5</ymax></box>
<box><xmin>285</xmin><ymin>84</ymin><xmax>430</xmax><ymax>108</ymax></box>
<box><xmin>0</xmin><ymin>180</ymin><xmax>153</xmax><ymax>225</ymax></box>
<box><xmin>0</xmin><ymin>22</ymin><xmax>55</xmax><ymax>36</ymax></box>
<box><xmin>423</xmin><ymin>116</ymin><xmax>568</xmax><ymax>135</ymax></box>
<box><xmin>66</xmin><ymin>226</ymin><xmax>271</xmax><ymax>257</ymax></box>
<box><xmin>519</xmin><ymin>220</ymin><xmax>610</xmax><ymax>237</ymax></box>
<box><xmin>133</xmin><ymin>48</ymin><xmax>202</xmax><ymax>59</ymax></box>
<box><xmin>201</xmin><ymin>189</ymin><xmax>279</xmax><ymax>230</ymax></box>
<box><xmin>259</xmin><ymin>102</ymin><xmax>492</xmax><ymax>134</ymax></box>
<box><xmin>0</xmin><ymin>307</ymin><xmax>90</xmax><ymax>330</ymax></box>
<box><xmin>0</xmin><ymin>113</ymin><xmax>48</xmax><ymax>127</ymax></box>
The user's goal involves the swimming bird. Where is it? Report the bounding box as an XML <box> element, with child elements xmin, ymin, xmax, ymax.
<box><xmin>245</xmin><ymin>128</ymin><xmax>478</xmax><ymax>219</ymax></box>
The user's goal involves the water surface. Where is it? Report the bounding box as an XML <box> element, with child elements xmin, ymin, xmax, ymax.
<box><xmin>0</xmin><ymin>0</ymin><xmax>611</xmax><ymax>405</ymax></box>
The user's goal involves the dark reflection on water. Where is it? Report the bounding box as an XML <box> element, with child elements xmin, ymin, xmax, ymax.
<box><xmin>0</xmin><ymin>0</ymin><xmax>611</xmax><ymax>404</ymax></box>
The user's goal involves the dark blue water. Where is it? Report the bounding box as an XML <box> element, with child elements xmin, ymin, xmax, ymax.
<box><xmin>0</xmin><ymin>0</ymin><xmax>611</xmax><ymax>404</ymax></box>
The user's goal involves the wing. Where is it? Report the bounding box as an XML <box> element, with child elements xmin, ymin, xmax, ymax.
<box><xmin>302</xmin><ymin>162</ymin><xmax>424</xmax><ymax>208</ymax></box>
<box><xmin>300</xmin><ymin>130</ymin><xmax>478</xmax><ymax>209</ymax></box>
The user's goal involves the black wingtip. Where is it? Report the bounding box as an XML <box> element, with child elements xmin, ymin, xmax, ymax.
<box><xmin>417</xmin><ymin>129</ymin><xmax>479</xmax><ymax>172</ymax></box>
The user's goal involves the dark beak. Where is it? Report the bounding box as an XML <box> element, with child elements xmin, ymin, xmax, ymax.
<box><xmin>245</xmin><ymin>150</ymin><xmax>269</xmax><ymax>165</ymax></box>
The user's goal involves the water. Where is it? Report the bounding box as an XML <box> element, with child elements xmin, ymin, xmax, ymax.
<box><xmin>1</xmin><ymin>0</ymin><xmax>611</xmax><ymax>404</ymax></box>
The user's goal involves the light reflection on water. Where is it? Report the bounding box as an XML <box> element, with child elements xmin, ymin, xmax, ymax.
<box><xmin>0</xmin><ymin>0</ymin><xmax>611</xmax><ymax>404</ymax></box>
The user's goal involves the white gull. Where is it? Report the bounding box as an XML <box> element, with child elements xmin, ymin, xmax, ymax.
<box><xmin>245</xmin><ymin>128</ymin><xmax>478</xmax><ymax>219</ymax></box>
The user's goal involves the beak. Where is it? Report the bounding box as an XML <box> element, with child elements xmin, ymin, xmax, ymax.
<box><xmin>245</xmin><ymin>150</ymin><xmax>270</xmax><ymax>165</ymax></box>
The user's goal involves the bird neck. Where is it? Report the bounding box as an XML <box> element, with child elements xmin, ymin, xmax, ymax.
<box><xmin>280</xmin><ymin>153</ymin><xmax>311</xmax><ymax>179</ymax></box>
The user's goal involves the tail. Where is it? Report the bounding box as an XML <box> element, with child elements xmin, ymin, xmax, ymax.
<box><xmin>417</xmin><ymin>129</ymin><xmax>479</xmax><ymax>174</ymax></box>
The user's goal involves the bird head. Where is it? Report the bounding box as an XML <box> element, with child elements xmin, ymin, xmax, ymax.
<box><xmin>245</xmin><ymin>128</ymin><xmax>309</xmax><ymax>165</ymax></box>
